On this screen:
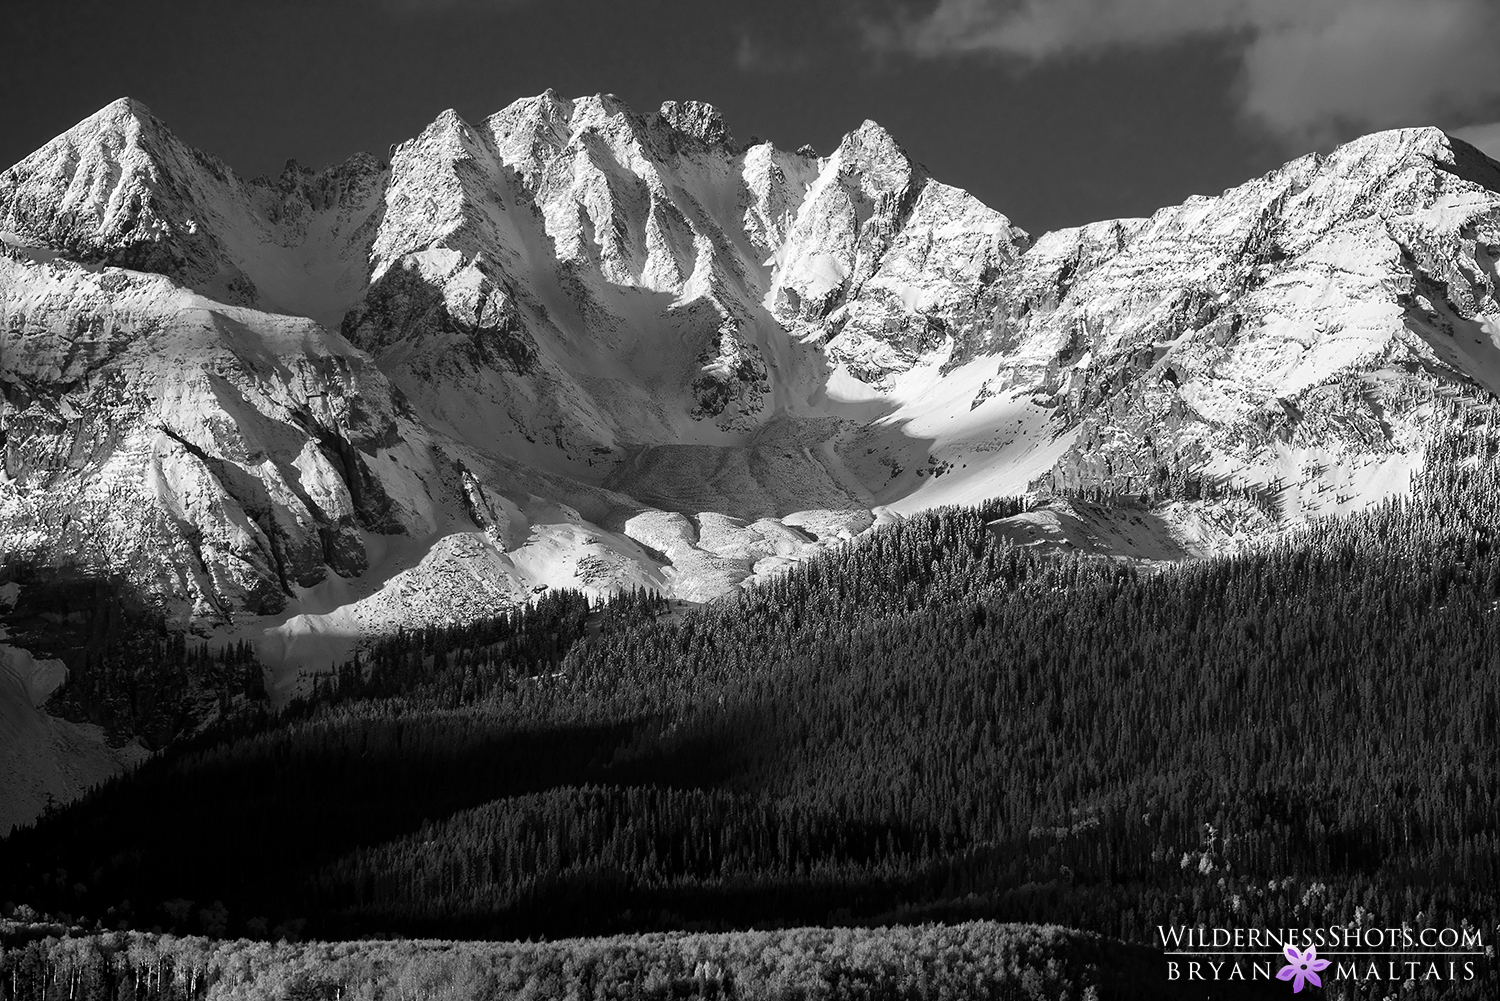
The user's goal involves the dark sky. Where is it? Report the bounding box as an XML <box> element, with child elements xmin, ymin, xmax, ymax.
<box><xmin>4</xmin><ymin>0</ymin><xmax>1498</xmax><ymax>237</ymax></box>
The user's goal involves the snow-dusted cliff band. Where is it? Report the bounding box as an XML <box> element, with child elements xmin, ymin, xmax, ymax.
<box><xmin>5</xmin><ymin>93</ymin><xmax>1500</xmax><ymax>672</ymax></box>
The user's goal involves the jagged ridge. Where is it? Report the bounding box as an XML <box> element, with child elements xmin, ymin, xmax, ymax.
<box><xmin>4</xmin><ymin>94</ymin><xmax>1500</xmax><ymax>654</ymax></box>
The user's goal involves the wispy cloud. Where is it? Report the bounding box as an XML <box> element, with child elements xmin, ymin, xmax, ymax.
<box><xmin>867</xmin><ymin>0</ymin><xmax>1500</xmax><ymax>143</ymax></box>
<box><xmin>735</xmin><ymin>34</ymin><xmax>812</xmax><ymax>74</ymax></box>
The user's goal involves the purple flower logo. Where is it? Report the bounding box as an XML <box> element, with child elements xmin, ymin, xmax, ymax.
<box><xmin>1277</xmin><ymin>945</ymin><xmax>1330</xmax><ymax>992</ymax></box>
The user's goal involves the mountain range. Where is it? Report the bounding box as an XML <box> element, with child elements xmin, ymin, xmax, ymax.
<box><xmin>5</xmin><ymin>92</ymin><xmax>1500</xmax><ymax>826</ymax></box>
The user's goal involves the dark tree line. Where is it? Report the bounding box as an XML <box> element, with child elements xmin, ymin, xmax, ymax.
<box><xmin>0</xmin><ymin>567</ymin><xmax>266</xmax><ymax>749</ymax></box>
<box><xmin>298</xmin><ymin>585</ymin><xmax>608</xmax><ymax>709</ymax></box>
<box><xmin>46</xmin><ymin>638</ymin><xmax>265</xmax><ymax>749</ymax></box>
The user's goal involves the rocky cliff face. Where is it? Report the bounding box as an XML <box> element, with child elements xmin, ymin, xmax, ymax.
<box><xmin>0</xmin><ymin>254</ymin><xmax>433</xmax><ymax>619</ymax></box>
<box><xmin>4</xmin><ymin>94</ymin><xmax>1500</xmax><ymax>668</ymax></box>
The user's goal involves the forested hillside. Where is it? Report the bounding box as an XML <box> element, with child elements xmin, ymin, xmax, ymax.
<box><xmin>4</xmin><ymin>405</ymin><xmax>1500</xmax><ymax>997</ymax></box>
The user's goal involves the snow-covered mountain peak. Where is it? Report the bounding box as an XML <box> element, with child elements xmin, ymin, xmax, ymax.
<box><xmin>0</xmin><ymin>97</ymin><xmax>388</xmax><ymax>325</ymax></box>
<box><xmin>948</xmin><ymin>123</ymin><xmax>1500</xmax><ymax>520</ymax></box>
<box><xmin>384</xmin><ymin>107</ymin><xmax>496</xmax><ymax>204</ymax></box>
<box><xmin>765</xmin><ymin>113</ymin><xmax>1028</xmax><ymax>380</ymax></box>
<box><xmin>0</xmin><ymin>96</ymin><xmax>239</xmax><ymax>289</ymax></box>
<box><xmin>1326</xmin><ymin>125</ymin><xmax>1486</xmax><ymax>179</ymax></box>
<box><xmin>2</xmin><ymin>93</ymin><xmax>218</xmax><ymax>220</ymax></box>
<box><xmin>54</xmin><ymin>95</ymin><xmax>175</xmax><ymax>155</ymax></box>
<box><xmin>654</xmin><ymin>100</ymin><xmax>736</xmax><ymax>151</ymax></box>
<box><xmin>65</xmin><ymin>96</ymin><xmax>171</xmax><ymax>155</ymax></box>
<box><xmin>833</xmin><ymin>119</ymin><xmax>918</xmax><ymax>189</ymax></box>
<box><xmin>556</xmin><ymin>93</ymin><xmax>658</xmax><ymax>158</ymax></box>
<box><xmin>483</xmin><ymin>91</ymin><xmax>574</xmax><ymax>177</ymax></box>
<box><xmin>425</xmin><ymin>107</ymin><xmax>481</xmax><ymax>143</ymax></box>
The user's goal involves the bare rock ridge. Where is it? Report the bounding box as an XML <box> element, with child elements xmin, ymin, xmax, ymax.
<box><xmin>4</xmin><ymin>94</ymin><xmax>1500</xmax><ymax>667</ymax></box>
